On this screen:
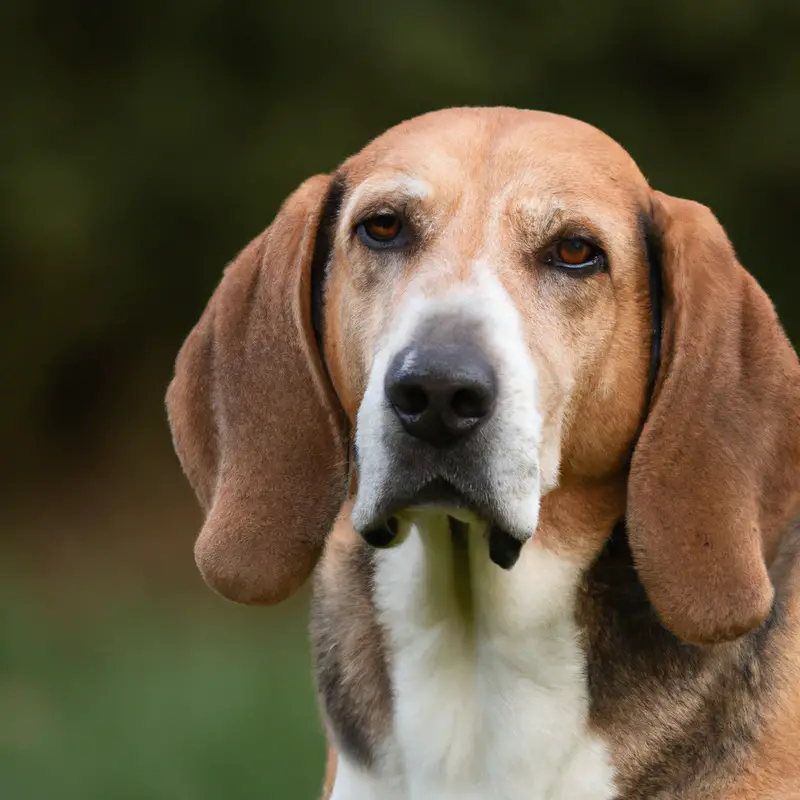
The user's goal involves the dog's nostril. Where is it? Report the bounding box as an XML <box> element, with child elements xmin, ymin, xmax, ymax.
<box><xmin>393</xmin><ymin>384</ymin><xmax>428</xmax><ymax>416</ymax></box>
<box><xmin>451</xmin><ymin>387</ymin><xmax>490</xmax><ymax>419</ymax></box>
<box><xmin>385</xmin><ymin>343</ymin><xmax>497</xmax><ymax>448</ymax></box>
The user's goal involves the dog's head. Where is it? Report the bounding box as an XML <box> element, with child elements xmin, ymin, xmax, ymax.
<box><xmin>167</xmin><ymin>108</ymin><xmax>799</xmax><ymax>645</ymax></box>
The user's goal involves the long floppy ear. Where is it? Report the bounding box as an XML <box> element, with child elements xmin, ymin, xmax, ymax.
<box><xmin>166</xmin><ymin>174</ymin><xmax>348</xmax><ymax>605</ymax></box>
<box><xmin>627</xmin><ymin>190</ymin><xmax>800</xmax><ymax>644</ymax></box>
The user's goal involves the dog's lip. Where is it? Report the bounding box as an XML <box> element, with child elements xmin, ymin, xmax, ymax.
<box><xmin>355</xmin><ymin>478</ymin><xmax>526</xmax><ymax>570</ymax></box>
<box><xmin>402</xmin><ymin>478</ymin><xmax>474</xmax><ymax>512</ymax></box>
<box><xmin>358</xmin><ymin>477</ymin><xmax>484</xmax><ymax>529</ymax></box>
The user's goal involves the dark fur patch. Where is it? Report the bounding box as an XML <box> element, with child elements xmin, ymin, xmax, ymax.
<box><xmin>640</xmin><ymin>209</ymin><xmax>663</xmax><ymax>418</ymax></box>
<box><xmin>310</xmin><ymin>174</ymin><xmax>346</xmax><ymax>363</ymax></box>
<box><xmin>579</xmin><ymin>521</ymin><xmax>793</xmax><ymax>798</ymax></box>
<box><xmin>624</xmin><ymin>210</ymin><xmax>664</xmax><ymax>468</ymax></box>
<box><xmin>310</xmin><ymin>538</ymin><xmax>392</xmax><ymax>768</ymax></box>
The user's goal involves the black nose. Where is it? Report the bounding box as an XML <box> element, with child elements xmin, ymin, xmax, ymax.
<box><xmin>385</xmin><ymin>344</ymin><xmax>497</xmax><ymax>448</ymax></box>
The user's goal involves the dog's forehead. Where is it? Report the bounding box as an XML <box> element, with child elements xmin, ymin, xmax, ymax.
<box><xmin>342</xmin><ymin>107</ymin><xmax>648</xmax><ymax>202</ymax></box>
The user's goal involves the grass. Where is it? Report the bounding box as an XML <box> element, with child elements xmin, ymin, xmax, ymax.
<box><xmin>0</xmin><ymin>567</ymin><xmax>325</xmax><ymax>800</ymax></box>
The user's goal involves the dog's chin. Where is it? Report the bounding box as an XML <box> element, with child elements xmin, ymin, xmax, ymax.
<box><xmin>353</xmin><ymin>478</ymin><xmax>529</xmax><ymax>570</ymax></box>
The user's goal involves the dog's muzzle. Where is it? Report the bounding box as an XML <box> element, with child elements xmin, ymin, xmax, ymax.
<box><xmin>353</xmin><ymin>326</ymin><xmax>534</xmax><ymax>570</ymax></box>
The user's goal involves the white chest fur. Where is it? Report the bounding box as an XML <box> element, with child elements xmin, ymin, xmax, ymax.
<box><xmin>330</xmin><ymin>518</ymin><xmax>616</xmax><ymax>800</ymax></box>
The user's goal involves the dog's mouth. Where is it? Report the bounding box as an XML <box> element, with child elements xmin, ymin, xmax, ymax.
<box><xmin>357</xmin><ymin>478</ymin><xmax>526</xmax><ymax>570</ymax></box>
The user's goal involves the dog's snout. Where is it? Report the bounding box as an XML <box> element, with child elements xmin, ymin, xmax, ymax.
<box><xmin>385</xmin><ymin>343</ymin><xmax>497</xmax><ymax>448</ymax></box>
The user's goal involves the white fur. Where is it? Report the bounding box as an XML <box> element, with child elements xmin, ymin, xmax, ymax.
<box><xmin>351</xmin><ymin>263</ymin><xmax>549</xmax><ymax>537</ymax></box>
<box><xmin>342</xmin><ymin>176</ymin><xmax>432</xmax><ymax>230</ymax></box>
<box><xmin>330</xmin><ymin>756</ymin><xmax>405</xmax><ymax>800</ymax></box>
<box><xmin>340</xmin><ymin>259</ymin><xmax>612</xmax><ymax>798</ymax></box>
<box><xmin>331</xmin><ymin>518</ymin><xmax>616</xmax><ymax>799</ymax></box>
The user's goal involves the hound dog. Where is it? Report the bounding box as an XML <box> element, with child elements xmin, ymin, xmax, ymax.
<box><xmin>166</xmin><ymin>108</ymin><xmax>800</xmax><ymax>799</ymax></box>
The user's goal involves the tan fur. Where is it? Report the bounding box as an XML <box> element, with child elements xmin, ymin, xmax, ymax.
<box><xmin>722</xmin><ymin>526</ymin><xmax>800</xmax><ymax>798</ymax></box>
<box><xmin>166</xmin><ymin>175</ymin><xmax>348</xmax><ymax>605</ymax></box>
<box><xmin>628</xmin><ymin>192</ymin><xmax>800</xmax><ymax>644</ymax></box>
<box><xmin>728</xmin><ymin>649</ymin><xmax>800</xmax><ymax>799</ymax></box>
<box><xmin>325</xmin><ymin>110</ymin><xmax>654</xmax><ymax>505</ymax></box>
<box><xmin>322</xmin><ymin>744</ymin><xmax>337</xmax><ymax>800</ymax></box>
<box><xmin>166</xmin><ymin>108</ymin><xmax>800</xmax><ymax>798</ymax></box>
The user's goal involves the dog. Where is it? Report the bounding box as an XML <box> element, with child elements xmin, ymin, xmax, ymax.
<box><xmin>166</xmin><ymin>108</ymin><xmax>800</xmax><ymax>799</ymax></box>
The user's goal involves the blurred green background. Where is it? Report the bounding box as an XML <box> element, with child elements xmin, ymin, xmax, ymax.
<box><xmin>1</xmin><ymin>0</ymin><xmax>798</xmax><ymax>797</ymax></box>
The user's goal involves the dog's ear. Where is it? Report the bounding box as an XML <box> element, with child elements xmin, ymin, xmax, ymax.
<box><xmin>627</xmin><ymin>191</ymin><xmax>800</xmax><ymax>644</ymax></box>
<box><xmin>166</xmin><ymin>175</ymin><xmax>348</xmax><ymax>605</ymax></box>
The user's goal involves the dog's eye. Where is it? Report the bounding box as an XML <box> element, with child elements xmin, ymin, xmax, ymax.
<box><xmin>545</xmin><ymin>237</ymin><xmax>607</xmax><ymax>274</ymax></box>
<box><xmin>364</xmin><ymin>214</ymin><xmax>401</xmax><ymax>241</ymax></box>
<box><xmin>557</xmin><ymin>238</ymin><xmax>594</xmax><ymax>265</ymax></box>
<box><xmin>358</xmin><ymin>213</ymin><xmax>405</xmax><ymax>249</ymax></box>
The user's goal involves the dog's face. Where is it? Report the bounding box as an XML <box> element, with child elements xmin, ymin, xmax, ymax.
<box><xmin>167</xmin><ymin>107</ymin><xmax>800</xmax><ymax>646</ymax></box>
<box><xmin>322</xmin><ymin>111</ymin><xmax>653</xmax><ymax>563</ymax></box>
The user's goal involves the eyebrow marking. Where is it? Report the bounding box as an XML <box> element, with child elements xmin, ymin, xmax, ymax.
<box><xmin>343</xmin><ymin>176</ymin><xmax>432</xmax><ymax>226</ymax></box>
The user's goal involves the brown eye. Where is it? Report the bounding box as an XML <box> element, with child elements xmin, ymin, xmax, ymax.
<box><xmin>545</xmin><ymin>237</ymin><xmax>606</xmax><ymax>274</ymax></box>
<box><xmin>556</xmin><ymin>238</ymin><xmax>594</xmax><ymax>265</ymax></box>
<box><xmin>363</xmin><ymin>213</ymin><xmax>402</xmax><ymax>242</ymax></box>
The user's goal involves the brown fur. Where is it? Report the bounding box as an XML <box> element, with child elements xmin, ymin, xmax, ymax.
<box><xmin>627</xmin><ymin>193</ymin><xmax>800</xmax><ymax>645</ymax></box>
<box><xmin>166</xmin><ymin>175</ymin><xmax>349</xmax><ymax>605</ymax></box>
<box><xmin>166</xmin><ymin>108</ymin><xmax>800</xmax><ymax>797</ymax></box>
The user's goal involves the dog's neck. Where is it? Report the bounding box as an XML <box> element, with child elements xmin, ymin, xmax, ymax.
<box><xmin>319</xmin><ymin>483</ymin><xmax>798</xmax><ymax>800</ymax></box>
<box><xmin>353</xmin><ymin>508</ymin><xmax>796</xmax><ymax>800</ymax></box>
<box><xmin>368</xmin><ymin>512</ymin><xmax>617</xmax><ymax>800</ymax></box>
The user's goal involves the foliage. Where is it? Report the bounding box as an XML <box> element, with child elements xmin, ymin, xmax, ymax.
<box><xmin>1</xmin><ymin>0</ymin><xmax>798</xmax><ymax>460</ymax></box>
<box><xmin>0</xmin><ymin>574</ymin><xmax>324</xmax><ymax>800</ymax></box>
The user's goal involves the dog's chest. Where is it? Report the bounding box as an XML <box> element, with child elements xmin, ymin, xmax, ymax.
<box><xmin>334</xmin><ymin>522</ymin><xmax>616</xmax><ymax>800</ymax></box>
